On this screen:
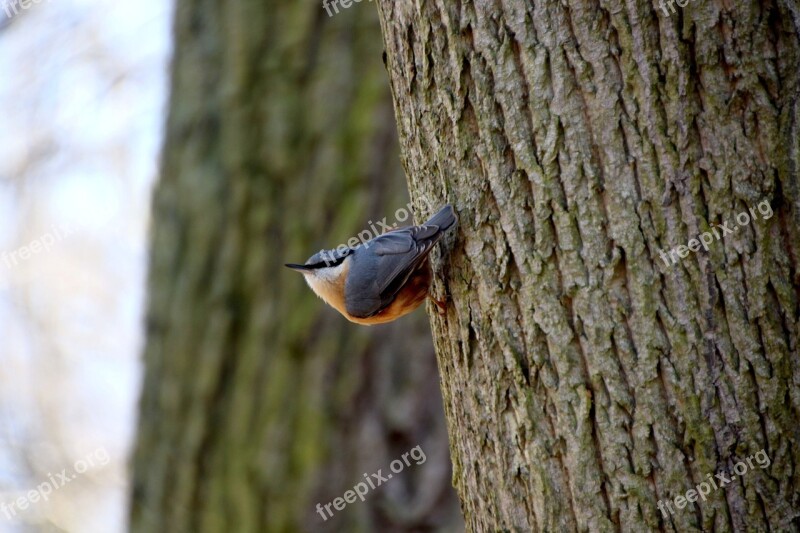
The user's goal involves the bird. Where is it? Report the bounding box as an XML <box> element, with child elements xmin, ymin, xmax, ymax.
<box><xmin>286</xmin><ymin>204</ymin><xmax>457</xmax><ymax>325</ymax></box>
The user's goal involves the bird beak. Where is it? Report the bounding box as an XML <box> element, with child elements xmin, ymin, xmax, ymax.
<box><xmin>285</xmin><ymin>263</ymin><xmax>313</xmax><ymax>271</ymax></box>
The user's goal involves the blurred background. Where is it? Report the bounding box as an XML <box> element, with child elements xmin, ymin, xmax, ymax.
<box><xmin>0</xmin><ymin>0</ymin><xmax>462</xmax><ymax>532</ymax></box>
<box><xmin>0</xmin><ymin>0</ymin><xmax>171</xmax><ymax>531</ymax></box>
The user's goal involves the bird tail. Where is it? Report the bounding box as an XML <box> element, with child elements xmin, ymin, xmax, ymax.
<box><xmin>424</xmin><ymin>204</ymin><xmax>457</xmax><ymax>232</ymax></box>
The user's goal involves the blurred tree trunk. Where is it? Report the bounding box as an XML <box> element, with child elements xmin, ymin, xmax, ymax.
<box><xmin>376</xmin><ymin>1</ymin><xmax>800</xmax><ymax>531</ymax></box>
<box><xmin>129</xmin><ymin>1</ymin><xmax>463</xmax><ymax>532</ymax></box>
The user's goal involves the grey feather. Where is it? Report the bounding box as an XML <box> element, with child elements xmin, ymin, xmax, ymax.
<box><xmin>344</xmin><ymin>205</ymin><xmax>457</xmax><ymax>318</ymax></box>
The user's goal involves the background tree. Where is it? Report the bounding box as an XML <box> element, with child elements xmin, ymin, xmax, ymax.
<box><xmin>376</xmin><ymin>0</ymin><xmax>799</xmax><ymax>531</ymax></box>
<box><xmin>129</xmin><ymin>1</ymin><xmax>463</xmax><ymax>531</ymax></box>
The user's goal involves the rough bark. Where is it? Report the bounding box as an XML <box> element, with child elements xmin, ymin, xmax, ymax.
<box><xmin>376</xmin><ymin>0</ymin><xmax>800</xmax><ymax>531</ymax></box>
<box><xmin>129</xmin><ymin>1</ymin><xmax>463</xmax><ymax>532</ymax></box>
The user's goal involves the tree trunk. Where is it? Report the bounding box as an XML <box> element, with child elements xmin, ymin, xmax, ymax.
<box><xmin>129</xmin><ymin>1</ymin><xmax>463</xmax><ymax>531</ymax></box>
<box><xmin>376</xmin><ymin>1</ymin><xmax>800</xmax><ymax>531</ymax></box>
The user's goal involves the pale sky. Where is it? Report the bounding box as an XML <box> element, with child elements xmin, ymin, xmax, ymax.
<box><xmin>0</xmin><ymin>0</ymin><xmax>173</xmax><ymax>531</ymax></box>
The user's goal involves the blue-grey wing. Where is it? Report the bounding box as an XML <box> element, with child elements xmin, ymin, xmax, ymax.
<box><xmin>344</xmin><ymin>206</ymin><xmax>456</xmax><ymax>318</ymax></box>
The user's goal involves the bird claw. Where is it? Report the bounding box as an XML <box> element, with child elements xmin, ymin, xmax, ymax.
<box><xmin>429</xmin><ymin>295</ymin><xmax>447</xmax><ymax>315</ymax></box>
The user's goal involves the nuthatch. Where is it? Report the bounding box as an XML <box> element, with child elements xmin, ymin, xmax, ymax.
<box><xmin>286</xmin><ymin>204</ymin><xmax>457</xmax><ymax>325</ymax></box>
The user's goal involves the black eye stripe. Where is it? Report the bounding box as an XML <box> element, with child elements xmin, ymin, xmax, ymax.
<box><xmin>304</xmin><ymin>251</ymin><xmax>350</xmax><ymax>269</ymax></box>
<box><xmin>306</xmin><ymin>247</ymin><xmax>352</xmax><ymax>268</ymax></box>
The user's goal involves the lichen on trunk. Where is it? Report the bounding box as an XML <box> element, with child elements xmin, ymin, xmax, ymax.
<box><xmin>376</xmin><ymin>0</ymin><xmax>800</xmax><ymax>530</ymax></box>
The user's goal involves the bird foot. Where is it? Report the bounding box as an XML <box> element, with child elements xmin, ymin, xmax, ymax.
<box><xmin>429</xmin><ymin>295</ymin><xmax>447</xmax><ymax>315</ymax></box>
